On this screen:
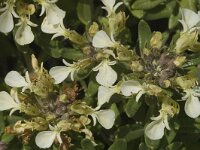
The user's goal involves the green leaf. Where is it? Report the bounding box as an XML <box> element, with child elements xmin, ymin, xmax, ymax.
<box><xmin>132</xmin><ymin>0</ymin><xmax>166</xmax><ymax>10</ymax></box>
<box><xmin>77</xmin><ymin>0</ymin><xmax>93</xmax><ymax>25</ymax></box>
<box><xmin>108</xmin><ymin>139</ymin><xmax>127</xmax><ymax>150</ymax></box>
<box><xmin>6</xmin><ymin>116</ymin><xmax>24</xmax><ymax>124</ymax></box>
<box><xmin>145</xmin><ymin>6</ymin><xmax>171</xmax><ymax>20</ymax></box>
<box><xmin>111</xmin><ymin>103</ymin><xmax>120</xmax><ymax>120</ymax></box>
<box><xmin>125</xmin><ymin>128</ymin><xmax>144</xmax><ymax>142</ymax></box>
<box><xmin>85</xmin><ymin>75</ymin><xmax>99</xmax><ymax>97</ymax></box>
<box><xmin>1</xmin><ymin>133</ymin><xmax>14</xmax><ymax>143</ymax></box>
<box><xmin>51</xmin><ymin>48</ymin><xmax>62</xmax><ymax>58</ymax></box>
<box><xmin>165</xmin><ymin>122</ymin><xmax>180</xmax><ymax>144</ymax></box>
<box><xmin>49</xmin><ymin>41</ymin><xmax>62</xmax><ymax>58</ymax></box>
<box><xmin>139</xmin><ymin>143</ymin><xmax>149</xmax><ymax>150</ymax></box>
<box><xmin>0</xmin><ymin>112</ymin><xmax>5</xmax><ymax>135</ymax></box>
<box><xmin>138</xmin><ymin>20</ymin><xmax>151</xmax><ymax>55</ymax></box>
<box><xmin>130</xmin><ymin>10</ymin><xmax>145</xmax><ymax>19</ymax></box>
<box><xmin>22</xmin><ymin>145</ymin><xmax>31</xmax><ymax>150</ymax></box>
<box><xmin>145</xmin><ymin>135</ymin><xmax>160</xmax><ymax>149</ymax></box>
<box><xmin>167</xmin><ymin>1</ymin><xmax>179</xmax><ymax>29</ymax></box>
<box><xmin>166</xmin><ymin>142</ymin><xmax>185</xmax><ymax>150</ymax></box>
<box><xmin>183</xmin><ymin>57</ymin><xmax>200</xmax><ymax>67</ymax></box>
<box><xmin>81</xmin><ymin>139</ymin><xmax>95</xmax><ymax>150</ymax></box>
<box><xmin>179</xmin><ymin>0</ymin><xmax>197</xmax><ymax>11</ymax></box>
<box><xmin>115</xmin><ymin>124</ymin><xmax>144</xmax><ymax>142</ymax></box>
<box><xmin>61</xmin><ymin>48</ymin><xmax>84</xmax><ymax>61</ymax></box>
<box><xmin>124</xmin><ymin>98</ymin><xmax>142</xmax><ymax>117</ymax></box>
<box><xmin>95</xmin><ymin>143</ymin><xmax>104</xmax><ymax>150</ymax></box>
<box><xmin>168</xmin><ymin>13</ymin><xmax>179</xmax><ymax>30</ymax></box>
<box><xmin>117</xmin><ymin>28</ymin><xmax>132</xmax><ymax>44</ymax></box>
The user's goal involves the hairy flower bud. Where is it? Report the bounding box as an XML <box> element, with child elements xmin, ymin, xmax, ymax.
<box><xmin>150</xmin><ymin>32</ymin><xmax>162</xmax><ymax>50</ymax></box>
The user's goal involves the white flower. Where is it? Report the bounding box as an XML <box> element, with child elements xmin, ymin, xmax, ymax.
<box><xmin>93</xmin><ymin>59</ymin><xmax>117</xmax><ymax>87</ymax></box>
<box><xmin>92</xmin><ymin>30</ymin><xmax>117</xmax><ymax>48</ymax></box>
<box><xmin>182</xmin><ymin>89</ymin><xmax>200</xmax><ymax>118</ymax></box>
<box><xmin>4</xmin><ymin>71</ymin><xmax>31</xmax><ymax>92</ymax></box>
<box><xmin>41</xmin><ymin>17</ymin><xmax>66</xmax><ymax>39</ymax></box>
<box><xmin>49</xmin><ymin>59</ymin><xmax>79</xmax><ymax>84</ymax></box>
<box><xmin>90</xmin><ymin>109</ymin><xmax>115</xmax><ymax>129</ymax></box>
<box><xmin>0</xmin><ymin>91</ymin><xmax>20</xmax><ymax>116</ymax></box>
<box><xmin>145</xmin><ymin>111</ymin><xmax>170</xmax><ymax>140</ymax></box>
<box><xmin>71</xmin><ymin>103</ymin><xmax>115</xmax><ymax>129</ymax></box>
<box><xmin>101</xmin><ymin>0</ymin><xmax>123</xmax><ymax>17</ymax></box>
<box><xmin>15</xmin><ymin>17</ymin><xmax>37</xmax><ymax>45</ymax></box>
<box><xmin>0</xmin><ymin>0</ymin><xmax>18</xmax><ymax>33</ymax></box>
<box><xmin>120</xmin><ymin>80</ymin><xmax>145</xmax><ymax>102</ymax></box>
<box><xmin>145</xmin><ymin>119</ymin><xmax>165</xmax><ymax>140</ymax></box>
<box><xmin>35</xmin><ymin>125</ymin><xmax>62</xmax><ymax>149</ymax></box>
<box><xmin>39</xmin><ymin>0</ymin><xmax>66</xmax><ymax>25</ymax></box>
<box><xmin>179</xmin><ymin>8</ymin><xmax>200</xmax><ymax>33</ymax></box>
<box><xmin>96</xmin><ymin>85</ymin><xmax>120</xmax><ymax>109</ymax></box>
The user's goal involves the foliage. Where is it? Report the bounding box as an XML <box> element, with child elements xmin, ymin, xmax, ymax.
<box><xmin>0</xmin><ymin>0</ymin><xmax>200</xmax><ymax>150</ymax></box>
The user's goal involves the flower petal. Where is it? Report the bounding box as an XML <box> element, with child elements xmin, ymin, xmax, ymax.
<box><xmin>145</xmin><ymin>120</ymin><xmax>165</xmax><ymax>140</ymax></box>
<box><xmin>49</xmin><ymin>66</ymin><xmax>71</xmax><ymax>84</ymax></box>
<box><xmin>45</xmin><ymin>4</ymin><xmax>66</xmax><ymax>25</ymax></box>
<box><xmin>136</xmin><ymin>90</ymin><xmax>144</xmax><ymax>102</ymax></box>
<box><xmin>41</xmin><ymin>17</ymin><xmax>59</xmax><ymax>34</ymax></box>
<box><xmin>97</xmin><ymin>86</ymin><xmax>116</xmax><ymax>107</ymax></box>
<box><xmin>0</xmin><ymin>91</ymin><xmax>18</xmax><ymax>111</ymax></box>
<box><xmin>0</xmin><ymin>11</ymin><xmax>14</xmax><ymax>33</ymax></box>
<box><xmin>121</xmin><ymin>80</ymin><xmax>142</xmax><ymax>96</ymax></box>
<box><xmin>35</xmin><ymin>131</ymin><xmax>57</xmax><ymax>148</ymax></box>
<box><xmin>113</xmin><ymin>2</ymin><xmax>123</xmax><ymax>12</ymax></box>
<box><xmin>5</xmin><ymin>71</ymin><xmax>28</xmax><ymax>88</ymax></box>
<box><xmin>92</xmin><ymin>30</ymin><xmax>115</xmax><ymax>48</ymax></box>
<box><xmin>96</xmin><ymin>109</ymin><xmax>115</xmax><ymax>129</ymax></box>
<box><xmin>96</xmin><ymin>62</ymin><xmax>117</xmax><ymax>86</ymax></box>
<box><xmin>15</xmin><ymin>24</ymin><xmax>34</xmax><ymax>45</ymax></box>
<box><xmin>180</xmin><ymin>8</ymin><xmax>200</xmax><ymax>32</ymax></box>
<box><xmin>184</xmin><ymin>95</ymin><xmax>200</xmax><ymax>118</ymax></box>
<box><xmin>101</xmin><ymin>0</ymin><xmax>115</xmax><ymax>10</ymax></box>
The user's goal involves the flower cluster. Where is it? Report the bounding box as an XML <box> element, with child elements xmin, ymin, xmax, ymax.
<box><xmin>1</xmin><ymin>0</ymin><xmax>200</xmax><ymax>149</ymax></box>
<box><xmin>0</xmin><ymin>55</ymin><xmax>115</xmax><ymax>148</ymax></box>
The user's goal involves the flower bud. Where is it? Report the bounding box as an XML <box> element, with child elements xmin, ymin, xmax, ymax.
<box><xmin>109</xmin><ymin>12</ymin><xmax>127</xmax><ymax>35</ymax></box>
<box><xmin>88</xmin><ymin>22</ymin><xmax>99</xmax><ymax>37</ymax></box>
<box><xmin>131</xmin><ymin>61</ymin><xmax>143</xmax><ymax>72</ymax></box>
<box><xmin>176</xmin><ymin>76</ymin><xmax>196</xmax><ymax>90</ymax></box>
<box><xmin>150</xmin><ymin>32</ymin><xmax>162</xmax><ymax>49</ymax></box>
<box><xmin>175</xmin><ymin>31</ymin><xmax>198</xmax><ymax>54</ymax></box>
<box><xmin>173</xmin><ymin>56</ymin><xmax>186</xmax><ymax>67</ymax></box>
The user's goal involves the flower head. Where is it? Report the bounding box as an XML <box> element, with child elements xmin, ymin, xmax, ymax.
<box><xmin>93</xmin><ymin>59</ymin><xmax>117</xmax><ymax>87</ymax></box>
<box><xmin>49</xmin><ymin>59</ymin><xmax>79</xmax><ymax>84</ymax></box>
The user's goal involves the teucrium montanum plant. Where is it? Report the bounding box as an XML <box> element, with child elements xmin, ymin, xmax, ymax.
<box><xmin>1</xmin><ymin>0</ymin><xmax>200</xmax><ymax>149</ymax></box>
